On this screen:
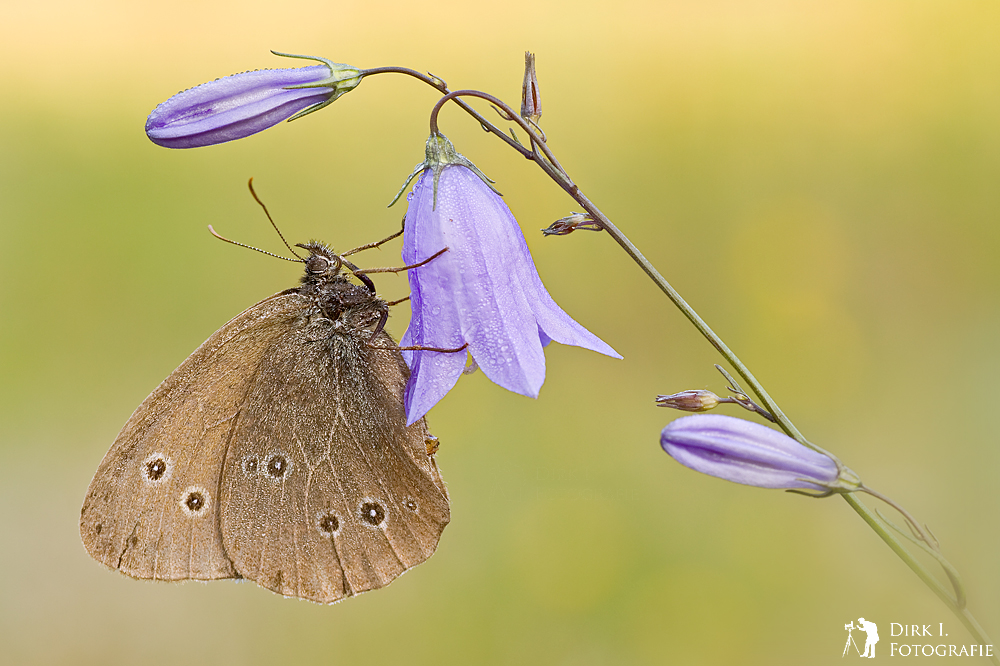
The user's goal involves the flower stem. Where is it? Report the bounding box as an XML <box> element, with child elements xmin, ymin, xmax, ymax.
<box><xmin>843</xmin><ymin>492</ymin><xmax>995</xmax><ymax>659</ymax></box>
<box><xmin>574</xmin><ymin>176</ymin><xmax>996</xmax><ymax>659</ymax></box>
<box><xmin>380</xmin><ymin>72</ymin><xmax>996</xmax><ymax>657</ymax></box>
<box><xmin>588</xmin><ymin>194</ymin><xmax>997</xmax><ymax>658</ymax></box>
<box><xmin>361</xmin><ymin>68</ymin><xmax>529</xmax><ymax>156</ymax></box>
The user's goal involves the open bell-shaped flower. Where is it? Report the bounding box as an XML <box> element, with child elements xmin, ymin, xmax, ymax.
<box><xmin>660</xmin><ymin>414</ymin><xmax>860</xmax><ymax>493</ymax></box>
<box><xmin>397</xmin><ymin>133</ymin><xmax>620</xmax><ymax>425</ymax></box>
<box><xmin>145</xmin><ymin>52</ymin><xmax>361</xmax><ymax>149</ymax></box>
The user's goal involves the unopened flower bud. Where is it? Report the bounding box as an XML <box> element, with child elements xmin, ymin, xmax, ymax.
<box><xmin>542</xmin><ymin>212</ymin><xmax>603</xmax><ymax>236</ymax></box>
<box><xmin>521</xmin><ymin>51</ymin><xmax>542</xmax><ymax>125</ymax></box>
<box><xmin>661</xmin><ymin>414</ymin><xmax>859</xmax><ymax>493</ymax></box>
<box><xmin>657</xmin><ymin>390</ymin><xmax>721</xmax><ymax>412</ymax></box>
<box><xmin>145</xmin><ymin>52</ymin><xmax>361</xmax><ymax>149</ymax></box>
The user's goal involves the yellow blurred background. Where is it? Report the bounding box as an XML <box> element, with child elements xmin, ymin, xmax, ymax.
<box><xmin>1</xmin><ymin>1</ymin><xmax>998</xmax><ymax>664</ymax></box>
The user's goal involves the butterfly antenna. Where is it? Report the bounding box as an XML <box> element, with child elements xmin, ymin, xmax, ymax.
<box><xmin>247</xmin><ymin>177</ymin><xmax>304</xmax><ymax>261</ymax></box>
<box><xmin>207</xmin><ymin>225</ymin><xmax>302</xmax><ymax>262</ymax></box>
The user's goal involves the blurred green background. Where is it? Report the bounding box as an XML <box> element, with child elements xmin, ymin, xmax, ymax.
<box><xmin>1</xmin><ymin>1</ymin><xmax>998</xmax><ymax>664</ymax></box>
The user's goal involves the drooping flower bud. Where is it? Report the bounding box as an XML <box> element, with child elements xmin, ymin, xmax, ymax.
<box><xmin>660</xmin><ymin>414</ymin><xmax>860</xmax><ymax>493</ymax></box>
<box><xmin>145</xmin><ymin>52</ymin><xmax>362</xmax><ymax>149</ymax></box>
<box><xmin>656</xmin><ymin>389</ymin><xmax>722</xmax><ymax>413</ymax></box>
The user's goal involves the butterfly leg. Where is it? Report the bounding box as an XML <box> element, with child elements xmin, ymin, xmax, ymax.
<box><xmin>341</xmin><ymin>219</ymin><xmax>405</xmax><ymax>257</ymax></box>
<box><xmin>365</xmin><ymin>308</ymin><xmax>468</xmax><ymax>354</ymax></box>
<box><xmin>343</xmin><ymin>246</ymin><xmax>448</xmax><ymax>295</ymax></box>
<box><xmin>352</xmin><ymin>246</ymin><xmax>449</xmax><ymax>277</ymax></box>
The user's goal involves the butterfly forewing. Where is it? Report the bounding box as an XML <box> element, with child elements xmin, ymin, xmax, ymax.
<box><xmin>80</xmin><ymin>292</ymin><xmax>305</xmax><ymax>581</ymax></box>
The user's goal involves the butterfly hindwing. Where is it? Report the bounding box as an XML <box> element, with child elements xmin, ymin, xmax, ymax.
<box><xmin>219</xmin><ymin>319</ymin><xmax>450</xmax><ymax>603</ymax></box>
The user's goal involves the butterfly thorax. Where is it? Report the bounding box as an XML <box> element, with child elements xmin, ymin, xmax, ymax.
<box><xmin>296</xmin><ymin>242</ymin><xmax>386</xmax><ymax>334</ymax></box>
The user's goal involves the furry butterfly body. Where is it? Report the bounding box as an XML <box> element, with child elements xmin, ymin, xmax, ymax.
<box><xmin>80</xmin><ymin>243</ymin><xmax>449</xmax><ymax>603</ymax></box>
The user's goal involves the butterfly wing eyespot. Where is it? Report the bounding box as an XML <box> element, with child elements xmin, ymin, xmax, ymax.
<box><xmin>242</xmin><ymin>455</ymin><xmax>260</xmax><ymax>476</ymax></box>
<box><xmin>316</xmin><ymin>511</ymin><xmax>341</xmax><ymax>536</ymax></box>
<box><xmin>141</xmin><ymin>453</ymin><xmax>171</xmax><ymax>484</ymax></box>
<box><xmin>358</xmin><ymin>500</ymin><xmax>387</xmax><ymax>527</ymax></box>
<box><xmin>264</xmin><ymin>453</ymin><xmax>291</xmax><ymax>480</ymax></box>
<box><xmin>179</xmin><ymin>487</ymin><xmax>211</xmax><ymax>516</ymax></box>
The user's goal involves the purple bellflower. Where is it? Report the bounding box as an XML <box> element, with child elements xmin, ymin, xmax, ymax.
<box><xmin>395</xmin><ymin>133</ymin><xmax>621</xmax><ymax>425</ymax></box>
<box><xmin>660</xmin><ymin>414</ymin><xmax>860</xmax><ymax>493</ymax></box>
<box><xmin>145</xmin><ymin>52</ymin><xmax>361</xmax><ymax>149</ymax></box>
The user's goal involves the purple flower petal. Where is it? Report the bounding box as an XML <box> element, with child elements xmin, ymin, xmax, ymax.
<box><xmin>145</xmin><ymin>64</ymin><xmax>346</xmax><ymax>149</ymax></box>
<box><xmin>401</xmin><ymin>165</ymin><xmax>620</xmax><ymax>424</ymax></box>
<box><xmin>660</xmin><ymin>414</ymin><xmax>840</xmax><ymax>491</ymax></box>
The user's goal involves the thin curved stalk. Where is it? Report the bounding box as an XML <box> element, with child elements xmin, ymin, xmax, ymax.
<box><xmin>361</xmin><ymin>68</ymin><xmax>531</xmax><ymax>157</ymax></box>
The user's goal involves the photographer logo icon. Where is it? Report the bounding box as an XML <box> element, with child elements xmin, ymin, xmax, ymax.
<box><xmin>843</xmin><ymin>618</ymin><xmax>880</xmax><ymax>658</ymax></box>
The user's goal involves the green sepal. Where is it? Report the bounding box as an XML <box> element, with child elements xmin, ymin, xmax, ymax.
<box><xmin>388</xmin><ymin>132</ymin><xmax>500</xmax><ymax>210</ymax></box>
<box><xmin>269</xmin><ymin>50</ymin><xmax>363</xmax><ymax>122</ymax></box>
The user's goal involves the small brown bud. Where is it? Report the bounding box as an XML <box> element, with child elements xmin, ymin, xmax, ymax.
<box><xmin>656</xmin><ymin>390</ymin><xmax>722</xmax><ymax>413</ymax></box>
<box><xmin>542</xmin><ymin>212</ymin><xmax>603</xmax><ymax>236</ymax></box>
<box><xmin>521</xmin><ymin>51</ymin><xmax>542</xmax><ymax>125</ymax></box>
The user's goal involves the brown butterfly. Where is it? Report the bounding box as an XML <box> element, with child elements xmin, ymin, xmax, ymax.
<box><xmin>80</xmin><ymin>228</ymin><xmax>450</xmax><ymax>603</ymax></box>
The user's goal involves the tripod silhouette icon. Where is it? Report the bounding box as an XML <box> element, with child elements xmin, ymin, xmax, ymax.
<box><xmin>843</xmin><ymin>622</ymin><xmax>861</xmax><ymax>657</ymax></box>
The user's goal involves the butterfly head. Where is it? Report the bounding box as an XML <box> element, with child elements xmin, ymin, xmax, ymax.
<box><xmin>296</xmin><ymin>242</ymin><xmax>345</xmax><ymax>280</ymax></box>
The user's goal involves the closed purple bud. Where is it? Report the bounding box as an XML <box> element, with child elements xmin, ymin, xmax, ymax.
<box><xmin>145</xmin><ymin>53</ymin><xmax>361</xmax><ymax>149</ymax></box>
<box><xmin>399</xmin><ymin>139</ymin><xmax>620</xmax><ymax>425</ymax></box>
<box><xmin>660</xmin><ymin>414</ymin><xmax>846</xmax><ymax>492</ymax></box>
